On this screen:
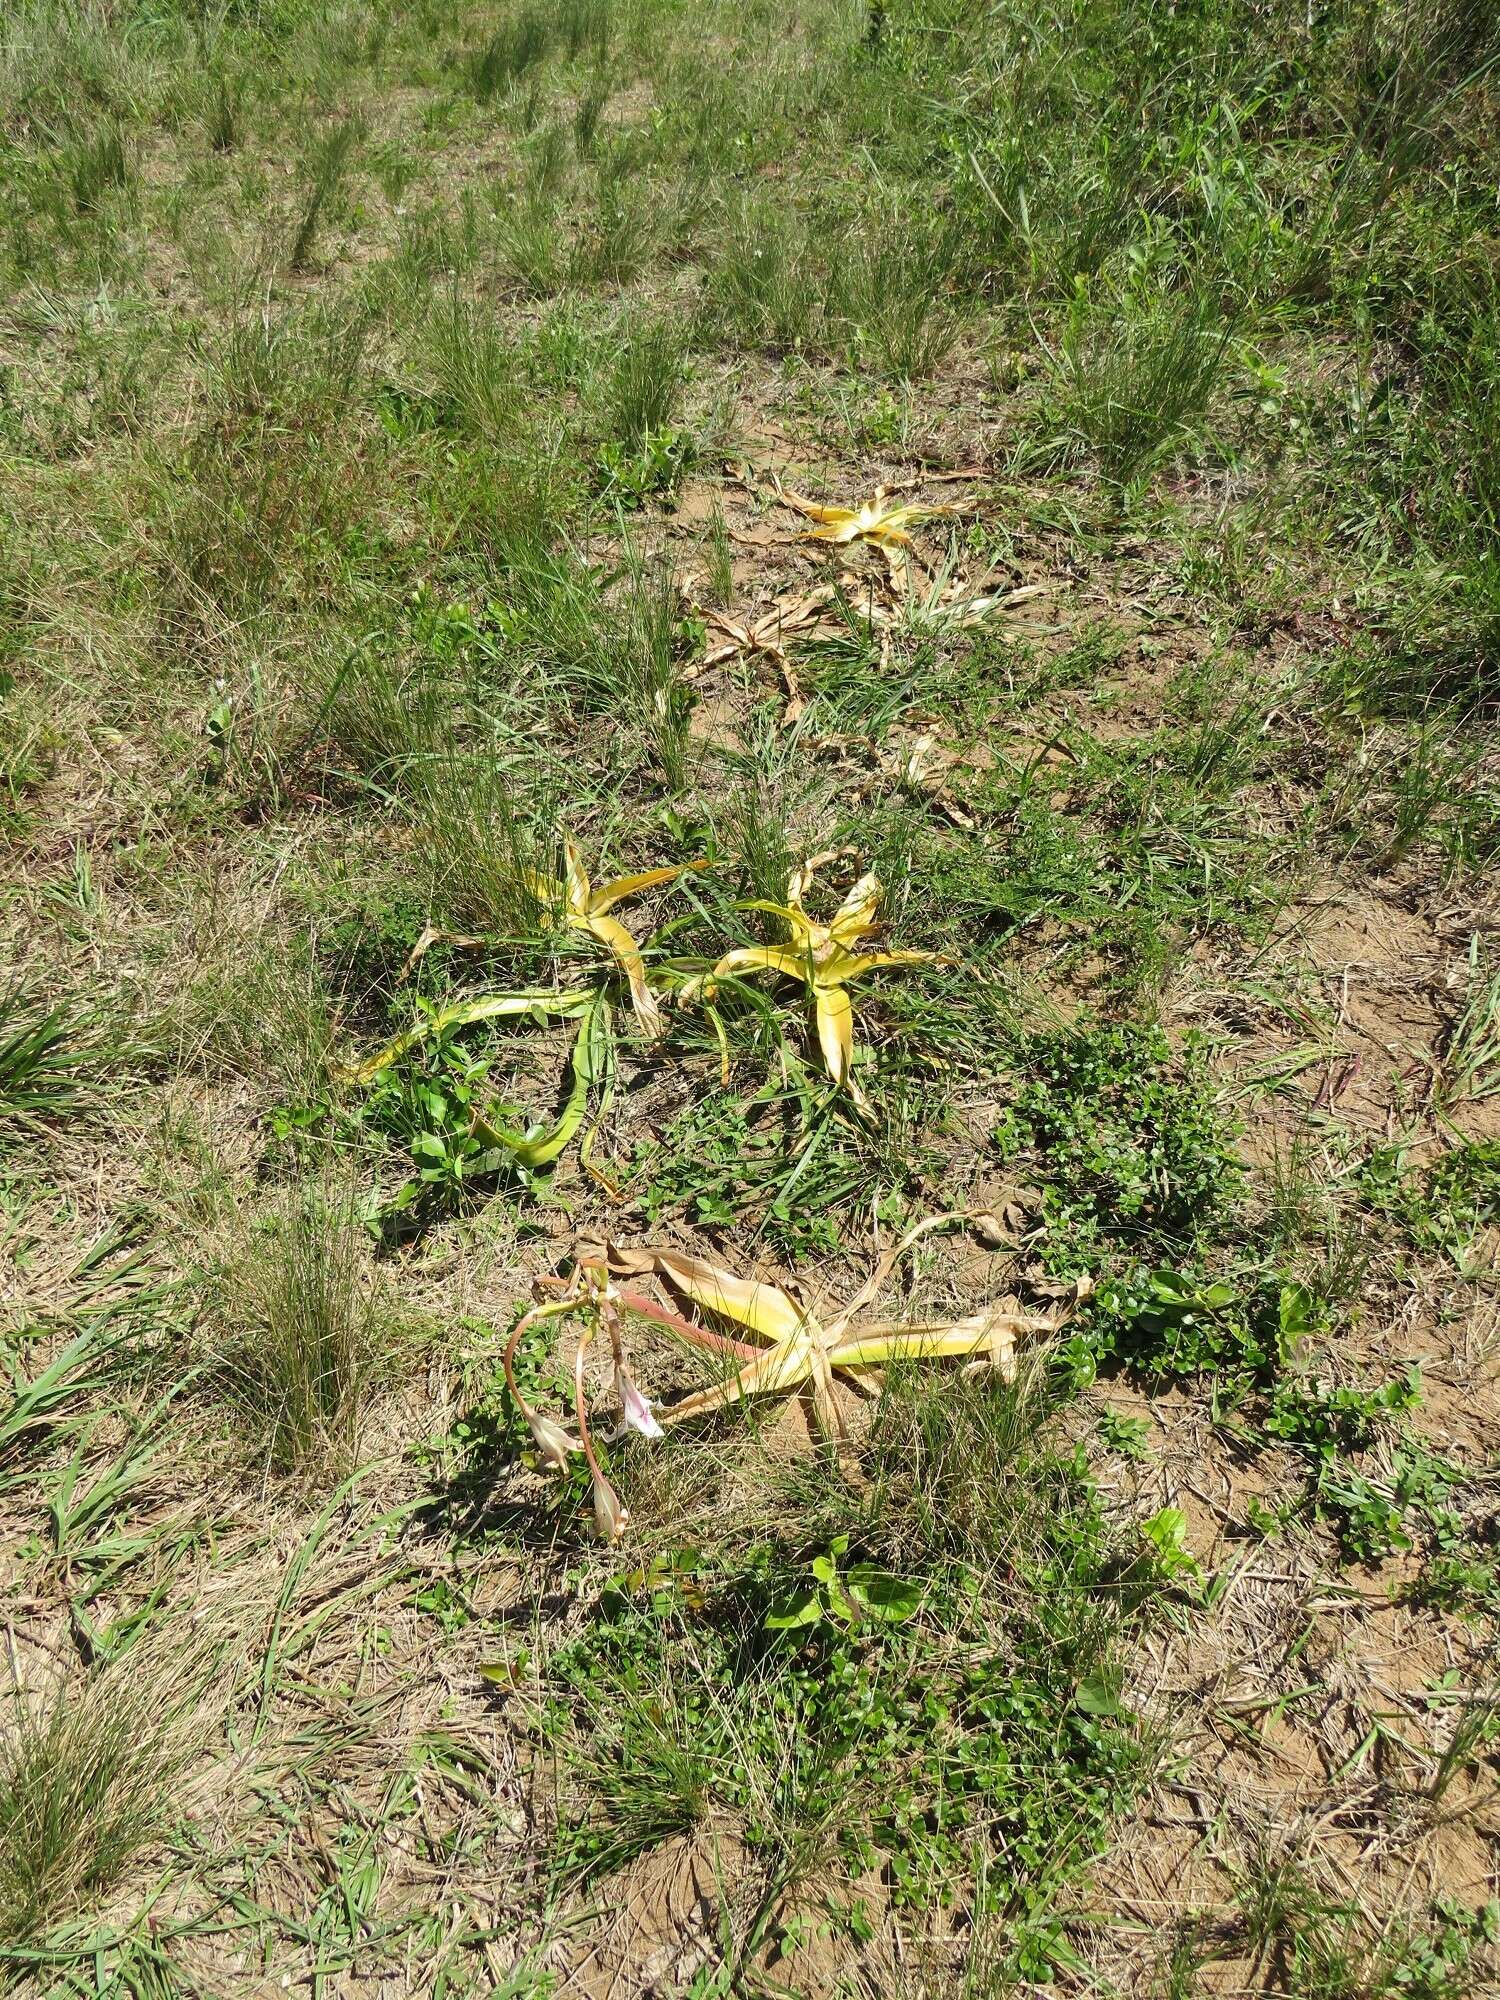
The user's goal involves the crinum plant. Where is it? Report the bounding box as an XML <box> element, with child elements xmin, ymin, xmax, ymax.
<box><xmin>523</xmin><ymin>838</ymin><xmax>707</xmax><ymax>1038</ymax></box>
<box><xmin>348</xmin><ymin>986</ymin><xmax>618</xmax><ymax>1190</ymax></box>
<box><xmin>685</xmin><ymin>853</ymin><xmax>938</xmax><ymax>1103</ymax></box>
<box><xmin>776</xmin><ymin>482</ymin><xmax>950</xmax><ymax>555</ymax></box>
<box><xmin>340</xmin><ymin>840</ymin><xmax>709</xmax><ymax>1190</ymax></box>
<box><xmin>502</xmin><ymin>1222</ymin><xmax>1092</xmax><ymax>1538</ymax></box>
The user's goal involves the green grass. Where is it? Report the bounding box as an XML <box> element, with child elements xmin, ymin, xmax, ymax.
<box><xmin>542</xmin><ymin>1363</ymin><xmax>1155</xmax><ymax>1978</ymax></box>
<box><xmin>0</xmin><ymin>987</ymin><xmax>84</xmax><ymax>1132</ymax></box>
<box><xmin>205</xmin><ymin>1189</ymin><xmax>404</xmax><ymax>1475</ymax></box>
<box><xmin>0</xmin><ymin>1658</ymin><xmax>197</xmax><ymax>1948</ymax></box>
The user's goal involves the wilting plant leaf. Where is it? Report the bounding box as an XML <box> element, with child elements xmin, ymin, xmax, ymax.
<box><xmin>345</xmin><ymin>988</ymin><xmax>593</xmax><ymax>1087</ymax></box>
<box><xmin>775</xmin><ymin>480</ymin><xmax>951</xmax><ymax>552</ymax></box>
<box><xmin>685</xmin><ymin>854</ymin><xmax>938</xmax><ymax>1102</ymax></box>
<box><xmin>525</xmin><ymin>838</ymin><xmax>708</xmax><ymax>1037</ymax></box>
<box><xmin>688</xmin><ymin>584</ymin><xmax>836</xmax><ymax>723</ymax></box>
<box><xmin>497</xmin><ymin>1223</ymin><xmax>1092</xmax><ymax>1540</ymax></box>
<box><xmin>471</xmin><ymin>987</ymin><xmax>615</xmax><ymax>1176</ymax></box>
<box><xmin>606</xmin><ymin>1220</ymin><xmax>1092</xmax><ymax>1442</ymax></box>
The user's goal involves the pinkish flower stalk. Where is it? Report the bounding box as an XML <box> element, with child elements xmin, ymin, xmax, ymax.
<box><xmin>504</xmin><ymin>1301</ymin><xmax>579</xmax><ymax>1471</ymax></box>
<box><xmin>574</xmin><ymin>1330</ymin><xmax>629</xmax><ymax>1544</ymax></box>
<box><xmin>612</xmin><ymin>1283</ymin><xmax>762</xmax><ymax>1360</ymax></box>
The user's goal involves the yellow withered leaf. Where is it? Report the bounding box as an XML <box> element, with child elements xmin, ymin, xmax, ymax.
<box><xmin>690</xmin><ymin>584</ymin><xmax>834</xmax><ymax>724</ymax></box>
<box><xmin>605</xmin><ymin>1222</ymin><xmax>1089</xmax><ymax>1441</ymax></box>
<box><xmin>642</xmin><ymin>1248</ymin><xmax>810</xmax><ymax>1346</ymax></box>
<box><xmin>689</xmin><ymin>856</ymin><xmax>937</xmax><ymax>1100</ymax></box>
<box><xmin>776</xmin><ymin>483</ymin><xmax>949</xmax><ymax>551</ymax></box>
<box><xmin>497</xmin><ymin>1228</ymin><xmax>1092</xmax><ymax>1539</ymax></box>
<box><xmin>344</xmin><ymin>988</ymin><xmax>592</xmax><ymax>1087</ymax></box>
<box><xmin>528</xmin><ymin>839</ymin><xmax>709</xmax><ymax>1037</ymax></box>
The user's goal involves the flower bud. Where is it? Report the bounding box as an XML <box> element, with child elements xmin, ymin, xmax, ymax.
<box><xmin>591</xmin><ymin>1470</ymin><xmax>629</xmax><ymax>1544</ymax></box>
<box><xmin>527</xmin><ymin>1411</ymin><xmax>579</xmax><ymax>1473</ymax></box>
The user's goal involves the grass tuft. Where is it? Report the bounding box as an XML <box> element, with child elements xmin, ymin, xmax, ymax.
<box><xmin>0</xmin><ymin>986</ymin><xmax>84</xmax><ymax>1133</ymax></box>
<box><xmin>207</xmin><ymin>1188</ymin><xmax>401</xmax><ymax>1477</ymax></box>
<box><xmin>0</xmin><ymin>1659</ymin><xmax>198</xmax><ymax>1947</ymax></box>
<box><xmin>289</xmin><ymin>117</ymin><xmax>363</xmax><ymax>272</ymax></box>
<box><xmin>472</xmin><ymin>8</ymin><xmax>551</xmax><ymax>100</ymax></box>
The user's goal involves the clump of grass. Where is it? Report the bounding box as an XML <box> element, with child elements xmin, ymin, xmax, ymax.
<box><xmin>558</xmin><ymin>0</ymin><xmax>611</xmax><ymax>62</ymax></box>
<box><xmin>862</xmin><ymin>1355</ymin><xmax>1060</xmax><ymax>1571</ymax></box>
<box><xmin>174</xmin><ymin>923</ymin><xmax>337</xmax><ymax>1111</ymax></box>
<box><xmin>609</xmin><ymin>558</ymin><xmax>694</xmax><ymax>791</ymax></box>
<box><xmin>0</xmin><ymin>671</ymin><xmax>57</xmax><ymax>830</ymax></box>
<box><xmin>0</xmin><ymin>985</ymin><xmax>83</xmax><ymax>1132</ymax></box>
<box><xmin>289</xmin><ymin>116</ymin><xmax>363</xmax><ymax>272</ymax></box>
<box><xmin>209</xmin><ymin>1190</ymin><xmax>399</xmax><ymax>1476</ymax></box>
<box><xmin>206</xmin><ymin>72</ymin><xmax>239</xmax><ymax>152</ymax></box>
<box><xmin>574</xmin><ymin>154</ymin><xmax>654</xmax><ymax>286</ymax></box>
<box><xmin>709</xmin><ymin>201</ymin><xmax>827</xmax><ymax>352</ymax></box>
<box><xmin>573</xmin><ymin>78</ymin><xmax>609</xmax><ymax>156</ymax></box>
<box><xmin>424</xmin><ymin>292</ymin><xmax>524</xmax><ymax>439</ymax></box>
<box><xmin>494</xmin><ymin>183</ymin><xmax>566</xmax><ymax>293</ymax></box>
<box><xmin>472</xmin><ymin>8</ymin><xmax>550</xmax><ymax>100</ymax></box>
<box><xmin>603</xmin><ymin>315</ymin><xmax>686</xmax><ymax>448</ymax></box>
<box><xmin>0</xmin><ymin>1659</ymin><xmax>197</xmax><ymax>1947</ymax></box>
<box><xmin>835</xmin><ymin>219</ymin><xmax>961</xmax><ymax>381</ymax></box>
<box><xmin>413</xmin><ymin>744</ymin><xmax>559</xmax><ymax>942</ymax></box>
<box><xmin>1351</xmin><ymin>283</ymin><xmax>1500</xmax><ymax>710</ymax></box>
<box><xmin>296</xmin><ymin>636</ymin><xmax>446</xmax><ymax>790</ymax></box>
<box><xmin>1041</xmin><ymin>281</ymin><xmax>1235</xmax><ymax>486</ymax></box>
<box><xmin>158</xmin><ymin>305</ymin><xmax>371</xmax><ymax>638</ymax></box>
<box><xmin>63</xmin><ymin>124</ymin><xmax>130</xmax><ymax>214</ymax></box>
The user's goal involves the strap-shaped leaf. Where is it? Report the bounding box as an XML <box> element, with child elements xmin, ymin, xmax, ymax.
<box><xmin>471</xmin><ymin>991</ymin><xmax>613</xmax><ymax>1171</ymax></box>
<box><xmin>346</xmin><ymin>988</ymin><xmax>593</xmax><ymax>1086</ymax></box>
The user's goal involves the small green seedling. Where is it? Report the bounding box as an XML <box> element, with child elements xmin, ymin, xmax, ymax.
<box><xmin>1134</xmin><ymin>1506</ymin><xmax>1205</xmax><ymax>1597</ymax></box>
<box><xmin>1098</xmin><ymin>1410</ymin><xmax>1153</xmax><ymax>1459</ymax></box>
<box><xmin>764</xmin><ymin>1535</ymin><xmax>922</xmax><ymax>1632</ymax></box>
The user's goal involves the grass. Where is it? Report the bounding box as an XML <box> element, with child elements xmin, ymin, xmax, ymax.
<box><xmin>206</xmin><ymin>1189</ymin><xmax>401</xmax><ymax>1476</ymax></box>
<box><xmin>1041</xmin><ymin>280</ymin><xmax>1237</xmax><ymax>488</ymax></box>
<box><xmin>542</xmin><ymin>1360</ymin><xmax>1152</xmax><ymax>1972</ymax></box>
<box><xmin>0</xmin><ymin>1657</ymin><xmax>197</xmax><ymax>1948</ymax></box>
<box><xmin>3</xmin><ymin>0</ymin><xmax>1500</xmax><ymax>1990</ymax></box>
<box><xmin>0</xmin><ymin>987</ymin><xmax>84</xmax><ymax>1132</ymax></box>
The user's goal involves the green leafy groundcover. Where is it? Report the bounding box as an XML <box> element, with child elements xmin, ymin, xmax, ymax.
<box><xmin>543</xmin><ymin>1446</ymin><xmax>1148</xmax><ymax>1970</ymax></box>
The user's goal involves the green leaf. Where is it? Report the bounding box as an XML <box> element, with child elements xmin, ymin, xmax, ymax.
<box><xmin>480</xmin><ymin>1650</ymin><xmax>530</xmax><ymax>1687</ymax></box>
<box><xmin>825</xmin><ymin>1579</ymin><xmax>859</xmax><ymax>1625</ymax></box>
<box><xmin>765</xmin><ymin>1588</ymin><xmax>824</xmax><ymax>1631</ymax></box>
<box><xmin>1277</xmin><ymin>1281</ymin><xmax>1319</xmax><ymax>1354</ymax></box>
<box><xmin>471</xmin><ymin>991</ymin><xmax>613</xmax><ymax>1170</ymax></box>
<box><xmin>845</xmin><ymin>1566</ymin><xmax>921</xmax><ymax>1623</ymax></box>
<box><xmin>1138</xmin><ymin>1505</ymin><xmax>1204</xmax><ymax>1587</ymax></box>
<box><xmin>349</xmin><ymin>986</ymin><xmax>595</xmax><ymax>1084</ymax></box>
<box><xmin>1075</xmin><ymin>1673</ymin><xmax>1123</xmax><ymax>1718</ymax></box>
<box><xmin>1140</xmin><ymin>1505</ymin><xmax>1189</xmax><ymax>1555</ymax></box>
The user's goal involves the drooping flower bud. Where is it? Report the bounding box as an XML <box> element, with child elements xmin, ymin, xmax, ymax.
<box><xmin>590</xmin><ymin>1469</ymin><xmax>630</xmax><ymax>1544</ymax></box>
<box><xmin>527</xmin><ymin>1410</ymin><xmax>579</xmax><ymax>1473</ymax></box>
